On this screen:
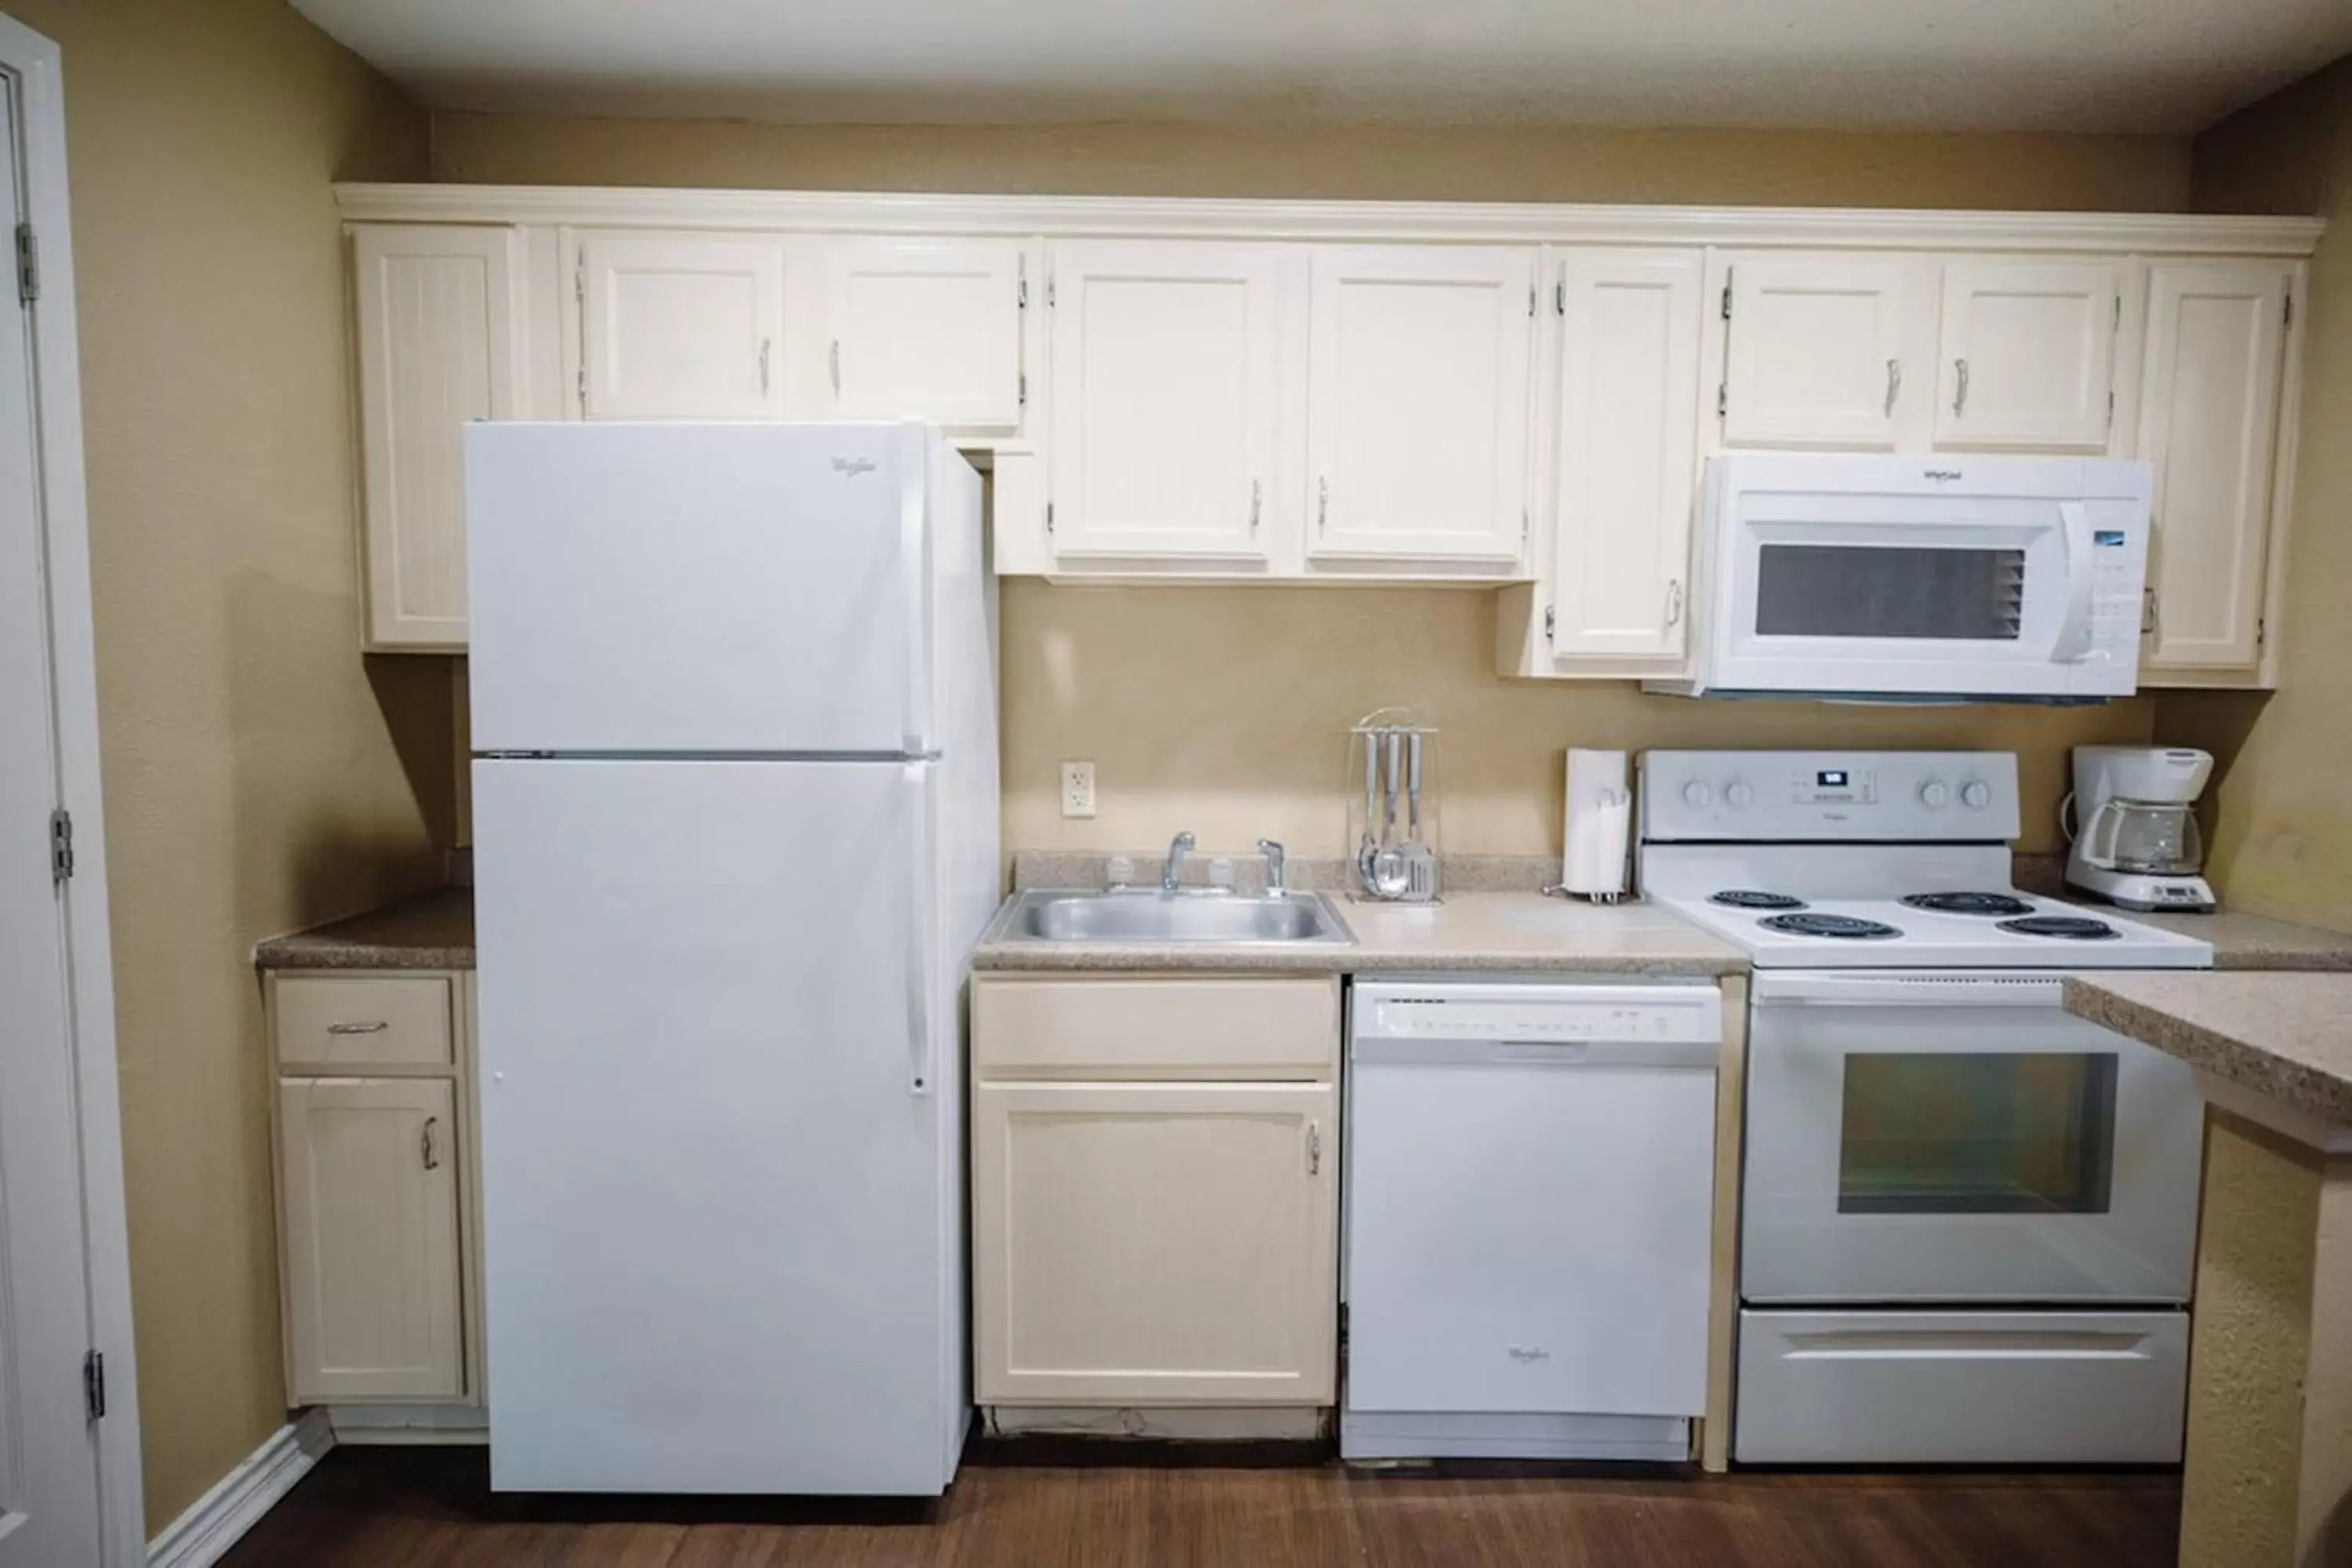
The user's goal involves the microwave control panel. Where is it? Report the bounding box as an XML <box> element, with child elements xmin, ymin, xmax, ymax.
<box><xmin>1639</xmin><ymin>750</ymin><xmax>2023</xmax><ymax>841</ymax></box>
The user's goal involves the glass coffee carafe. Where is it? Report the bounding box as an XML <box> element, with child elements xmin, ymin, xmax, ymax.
<box><xmin>2082</xmin><ymin>797</ymin><xmax>2203</xmax><ymax>875</ymax></box>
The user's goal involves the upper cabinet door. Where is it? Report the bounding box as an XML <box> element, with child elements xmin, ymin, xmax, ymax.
<box><xmin>1720</xmin><ymin>255</ymin><xmax>1916</xmax><ymax>449</ymax></box>
<box><xmin>1935</xmin><ymin>260</ymin><xmax>2122</xmax><ymax>451</ymax></box>
<box><xmin>575</xmin><ymin>231</ymin><xmax>786</xmax><ymax>419</ymax></box>
<box><xmin>1547</xmin><ymin>249</ymin><xmax>1705</xmax><ymax>662</ymax></box>
<box><xmin>350</xmin><ymin>224</ymin><xmax>524</xmax><ymax>651</ymax></box>
<box><xmin>818</xmin><ymin>237</ymin><xmax>1029</xmax><ymax>436</ymax></box>
<box><xmin>1047</xmin><ymin>240</ymin><xmax>1285</xmax><ymax>564</ymax></box>
<box><xmin>2135</xmin><ymin>261</ymin><xmax>2292</xmax><ymax>673</ymax></box>
<box><xmin>1306</xmin><ymin>245</ymin><xmax>1534</xmax><ymax>567</ymax></box>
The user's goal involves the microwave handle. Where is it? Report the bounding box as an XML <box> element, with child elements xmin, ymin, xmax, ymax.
<box><xmin>2050</xmin><ymin>500</ymin><xmax>2096</xmax><ymax>663</ymax></box>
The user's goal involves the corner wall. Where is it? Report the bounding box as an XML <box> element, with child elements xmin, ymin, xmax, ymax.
<box><xmin>5</xmin><ymin>0</ymin><xmax>437</xmax><ymax>1526</ymax></box>
<box><xmin>2176</xmin><ymin>56</ymin><xmax>2352</xmax><ymax>931</ymax></box>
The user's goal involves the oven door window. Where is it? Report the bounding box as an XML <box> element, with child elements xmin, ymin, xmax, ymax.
<box><xmin>1838</xmin><ymin>1052</ymin><xmax>2119</xmax><ymax>1214</ymax></box>
<box><xmin>1755</xmin><ymin>543</ymin><xmax>2026</xmax><ymax>641</ymax></box>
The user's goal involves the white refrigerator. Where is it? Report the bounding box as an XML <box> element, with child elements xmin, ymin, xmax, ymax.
<box><xmin>466</xmin><ymin>421</ymin><xmax>999</xmax><ymax>1495</ymax></box>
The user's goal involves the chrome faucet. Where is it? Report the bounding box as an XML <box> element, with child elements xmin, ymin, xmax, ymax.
<box><xmin>1161</xmin><ymin>832</ymin><xmax>1196</xmax><ymax>892</ymax></box>
<box><xmin>1257</xmin><ymin>839</ymin><xmax>1287</xmax><ymax>898</ymax></box>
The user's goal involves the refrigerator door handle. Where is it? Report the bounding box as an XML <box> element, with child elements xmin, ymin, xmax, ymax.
<box><xmin>902</xmin><ymin>445</ymin><xmax>934</xmax><ymax>754</ymax></box>
<box><xmin>904</xmin><ymin>760</ymin><xmax>934</xmax><ymax>1097</ymax></box>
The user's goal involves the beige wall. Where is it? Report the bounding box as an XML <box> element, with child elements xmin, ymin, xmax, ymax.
<box><xmin>2170</xmin><ymin>58</ymin><xmax>2352</xmax><ymax>931</ymax></box>
<box><xmin>434</xmin><ymin>111</ymin><xmax>2185</xmax><ymax>858</ymax></box>
<box><xmin>8</xmin><ymin>0</ymin><xmax>437</xmax><ymax>1526</ymax></box>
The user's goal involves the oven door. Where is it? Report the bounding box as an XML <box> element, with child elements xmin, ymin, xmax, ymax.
<box><xmin>1705</xmin><ymin>486</ymin><xmax>2140</xmax><ymax>698</ymax></box>
<box><xmin>1742</xmin><ymin>971</ymin><xmax>2201</xmax><ymax>1305</ymax></box>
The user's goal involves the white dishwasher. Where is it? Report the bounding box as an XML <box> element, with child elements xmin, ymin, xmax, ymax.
<box><xmin>1343</xmin><ymin>978</ymin><xmax>1722</xmax><ymax>1462</ymax></box>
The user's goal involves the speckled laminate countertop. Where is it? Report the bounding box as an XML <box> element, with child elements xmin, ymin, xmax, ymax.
<box><xmin>2063</xmin><ymin>971</ymin><xmax>2352</xmax><ymax>1126</ymax></box>
<box><xmin>971</xmin><ymin>891</ymin><xmax>1749</xmax><ymax>976</ymax></box>
<box><xmin>252</xmin><ymin>886</ymin><xmax>475</xmax><ymax>971</ymax></box>
<box><xmin>2134</xmin><ymin>909</ymin><xmax>2352</xmax><ymax>971</ymax></box>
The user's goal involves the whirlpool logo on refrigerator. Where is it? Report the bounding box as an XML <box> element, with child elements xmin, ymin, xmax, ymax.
<box><xmin>831</xmin><ymin>456</ymin><xmax>877</xmax><ymax>477</ymax></box>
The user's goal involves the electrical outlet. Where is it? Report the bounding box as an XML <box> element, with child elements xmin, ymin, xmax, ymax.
<box><xmin>1059</xmin><ymin>760</ymin><xmax>1097</xmax><ymax>819</ymax></box>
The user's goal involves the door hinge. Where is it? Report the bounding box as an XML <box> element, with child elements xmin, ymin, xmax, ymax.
<box><xmin>83</xmin><ymin>1350</ymin><xmax>104</xmax><ymax>1421</ymax></box>
<box><xmin>1720</xmin><ymin>270</ymin><xmax>1733</xmax><ymax>321</ymax></box>
<box><xmin>49</xmin><ymin>808</ymin><xmax>73</xmax><ymax>884</ymax></box>
<box><xmin>14</xmin><ymin>222</ymin><xmax>36</xmax><ymax>304</ymax></box>
<box><xmin>1544</xmin><ymin>605</ymin><xmax>1555</xmax><ymax>641</ymax></box>
<box><xmin>1044</xmin><ymin>501</ymin><xmax>1054</xmax><ymax>535</ymax></box>
<box><xmin>1716</xmin><ymin>382</ymin><xmax>1728</xmax><ymax>418</ymax></box>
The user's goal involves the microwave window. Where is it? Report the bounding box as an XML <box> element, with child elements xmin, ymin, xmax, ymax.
<box><xmin>1755</xmin><ymin>544</ymin><xmax>2026</xmax><ymax>641</ymax></box>
<box><xmin>1838</xmin><ymin>1051</ymin><xmax>2118</xmax><ymax>1214</ymax></box>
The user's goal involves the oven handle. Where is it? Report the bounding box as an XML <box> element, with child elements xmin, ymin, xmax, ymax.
<box><xmin>1751</xmin><ymin>971</ymin><xmax>2067</xmax><ymax>1007</ymax></box>
<box><xmin>2049</xmin><ymin>499</ymin><xmax>2097</xmax><ymax>663</ymax></box>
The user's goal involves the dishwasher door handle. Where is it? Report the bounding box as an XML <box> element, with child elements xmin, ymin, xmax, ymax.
<box><xmin>1352</xmin><ymin>1036</ymin><xmax>1719</xmax><ymax>1069</ymax></box>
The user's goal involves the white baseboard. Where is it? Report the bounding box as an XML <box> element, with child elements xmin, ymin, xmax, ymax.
<box><xmin>147</xmin><ymin>1408</ymin><xmax>333</xmax><ymax>1568</ymax></box>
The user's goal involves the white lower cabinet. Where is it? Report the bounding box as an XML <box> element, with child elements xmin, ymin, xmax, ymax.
<box><xmin>971</xmin><ymin>975</ymin><xmax>1341</xmax><ymax>1409</ymax></box>
<box><xmin>278</xmin><ymin>1076</ymin><xmax>464</xmax><ymax>1403</ymax></box>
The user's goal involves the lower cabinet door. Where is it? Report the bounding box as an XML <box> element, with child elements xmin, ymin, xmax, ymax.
<box><xmin>278</xmin><ymin>1077</ymin><xmax>464</xmax><ymax>1403</ymax></box>
<box><xmin>973</xmin><ymin>1080</ymin><xmax>1338</xmax><ymax>1405</ymax></box>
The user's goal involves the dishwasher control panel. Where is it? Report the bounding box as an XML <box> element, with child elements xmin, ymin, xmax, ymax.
<box><xmin>1352</xmin><ymin>982</ymin><xmax>1721</xmax><ymax>1046</ymax></box>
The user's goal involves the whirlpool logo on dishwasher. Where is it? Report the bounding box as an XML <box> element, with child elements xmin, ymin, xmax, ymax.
<box><xmin>831</xmin><ymin>456</ymin><xmax>877</xmax><ymax>477</ymax></box>
<box><xmin>1507</xmin><ymin>1345</ymin><xmax>1552</xmax><ymax>1364</ymax></box>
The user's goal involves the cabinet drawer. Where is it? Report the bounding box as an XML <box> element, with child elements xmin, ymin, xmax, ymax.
<box><xmin>274</xmin><ymin>976</ymin><xmax>453</xmax><ymax>1069</ymax></box>
<box><xmin>974</xmin><ymin>977</ymin><xmax>1339</xmax><ymax>1080</ymax></box>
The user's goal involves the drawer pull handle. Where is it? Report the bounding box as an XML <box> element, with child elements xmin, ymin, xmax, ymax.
<box><xmin>421</xmin><ymin>1115</ymin><xmax>440</xmax><ymax>1171</ymax></box>
<box><xmin>326</xmin><ymin>1021</ymin><xmax>389</xmax><ymax>1035</ymax></box>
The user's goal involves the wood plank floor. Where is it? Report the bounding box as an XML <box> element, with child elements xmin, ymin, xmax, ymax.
<box><xmin>219</xmin><ymin>1446</ymin><xmax>2181</xmax><ymax>1567</ymax></box>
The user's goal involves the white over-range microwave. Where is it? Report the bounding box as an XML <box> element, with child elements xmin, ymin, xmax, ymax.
<box><xmin>1650</xmin><ymin>455</ymin><xmax>2152</xmax><ymax>702</ymax></box>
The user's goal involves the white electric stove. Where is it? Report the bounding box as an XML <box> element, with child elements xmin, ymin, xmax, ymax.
<box><xmin>1639</xmin><ymin>750</ymin><xmax>2210</xmax><ymax>1467</ymax></box>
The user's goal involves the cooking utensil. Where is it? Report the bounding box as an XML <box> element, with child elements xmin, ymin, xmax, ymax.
<box><xmin>1371</xmin><ymin>729</ymin><xmax>1410</xmax><ymax>898</ymax></box>
<box><xmin>1358</xmin><ymin>728</ymin><xmax>1381</xmax><ymax>891</ymax></box>
<box><xmin>1403</xmin><ymin>731</ymin><xmax>1438</xmax><ymax>900</ymax></box>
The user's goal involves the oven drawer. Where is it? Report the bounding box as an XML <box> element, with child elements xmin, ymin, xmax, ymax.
<box><xmin>1734</xmin><ymin>1308</ymin><xmax>2187</xmax><ymax>1465</ymax></box>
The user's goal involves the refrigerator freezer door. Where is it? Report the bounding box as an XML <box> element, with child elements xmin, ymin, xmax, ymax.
<box><xmin>467</xmin><ymin>422</ymin><xmax>937</xmax><ymax>755</ymax></box>
<box><xmin>473</xmin><ymin>757</ymin><xmax>962</xmax><ymax>1494</ymax></box>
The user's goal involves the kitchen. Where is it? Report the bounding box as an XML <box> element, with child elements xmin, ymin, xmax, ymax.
<box><xmin>7</xmin><ymin>3</ymin><xmax>2352</xmax><ymax>1567</ymax></box>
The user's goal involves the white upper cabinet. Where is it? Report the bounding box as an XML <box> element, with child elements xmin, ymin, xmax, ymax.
<box><xmin>573</xmin><ymin>231</ymin><xmax>786</xmax><ymax>419</ymax></box>
<box><xmin>2135</xmin><ymin>261</ymin><xmax>2293</xmax><ymax>674</ymax></box>
<box><xmin>1719</xmin><ymin>254</ymin><xmax>1922</xmax><ymax>449</ymax></box>
<box><xmin>1934</xmin><ymin>260</ymin><xmax>2123</xmax><ymax>451</ymax></box>
<box><xmin>815</xmin><ymin>237</ymin><xmax>1030</xmax><ymax>436</ymax></box>
<box><xmin>350</xmin><ymin>224</ymin><xmax>524</xmax><ymax>651</ymax></box>
<box><xmin>1047</xmin><ymin>240</ymin><xmax>1287</xmax><ymax>564</ymax></box>
<box><xmin>1545</xmin><ymin>249</ymin><xmax>1705</xmax><ymax>662</ymax></box>
<box><xmin>1305</xmin><ymin>245</ymin><xmax>1534</xmax><ymax>568</ymax></box>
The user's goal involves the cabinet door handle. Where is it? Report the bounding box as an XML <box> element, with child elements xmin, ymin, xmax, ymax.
<box><xmin>1250</xmin><ymin>479</ymin><xmax>1261</xmax><ymax>535</ymax></box>
<box><xmin>1664</xmin><ymin>579</ymin><xmax>1684</xmax><ymax>629</ymax></box>
<box><xmin>1305</xmin><ymin>1120</ymin><xmax>1322</xmax><ymax>1176</ymax></box>
<box><xmin>829</xmin><ymin>339</ymin><xmax>841</xmax><ymax>396</ymax></box>
<box><xmin>760</xmin><ymin>337</ymin><xmax>772</xmax><ymax>397</ymax></box>
<box><xmin>2142</xmin><ymin>586</ymin><xmax>2159</xmax><ymax>637</ymax></box>
<box><xmin>1953</xmin><ymin>358</ymin><xmax>1969</xmax><ymax>416</ymax></box>
<box><xmin>1884</xmin><ymin>358</ymin><xmax>1902</xmax><ymax>417</ymax></box>
<box><xmin>325</xmin><ymin>1020</ymin><xmax>387</xmax><ymax>1036</ymax></box>
<box><xmin>420</xmin><ymin>1115</ymin><xmax>440</xmax><ymax>1171</ymax></box>
<box><xmin>1317</xmin><ymin>477</ymin><xmax>1329</xmax><ymax>534</ymax></box>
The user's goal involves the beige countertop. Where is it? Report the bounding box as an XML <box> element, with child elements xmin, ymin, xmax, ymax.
<box><xmin>2063</xmin><ymin>971</ymin><xmax>2352</xmax><ymax>1127</ymax></box>
<box><xmin>253</xmin><ymin>886</ymin><xmax>475</xmax><ymax>971</ymax></box>
<box><xmin>971</xmin><ymin>891</ymin><xmax>1749</xmax><ymax>976</ymax></box>
<box><xmin>2136</xmin><ymin>909</ymin><xmax>2352</xmax><ymax>971</ymax></box>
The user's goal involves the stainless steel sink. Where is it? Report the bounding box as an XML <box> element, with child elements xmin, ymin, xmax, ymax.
<box><xmin>989</xmin><ymin>888</ymin><xmax>1354</xmax><ymax>946</ymax></box>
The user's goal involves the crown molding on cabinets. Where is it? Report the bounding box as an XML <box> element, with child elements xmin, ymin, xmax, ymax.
<box><xmin>335</xmin><ymin>184</ymin><xmax>2325</xmax><ymax>259</ymax></box>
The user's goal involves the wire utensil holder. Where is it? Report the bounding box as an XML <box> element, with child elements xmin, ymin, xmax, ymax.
<box><xmin>1348</xmin><ymin>709</ymin><xmax>1439</xmax><ymax>902</ymax></box>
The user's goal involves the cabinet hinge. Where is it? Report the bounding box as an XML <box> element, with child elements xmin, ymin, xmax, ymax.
<box><xmin>1529</xmin><ymin>284</ymin><xmax>1537</xmax><ymax>318</ymax></box>
<box><xmin>2257</xmin><ymin>615</ymin><xmax>2267</xmax><ymax>647</ymax></box>
<box><xmin>2107</xmin><ymin>390</ymin><xmax>2115</xmax><ymax>428</ymax></box>
<box><xmin>1555</xmin><ymin>280</ymin><xmax>1566</xmax><ymax>315</ymax></box>
<box><xmin>83</xmin><ymin>1350</ymin><xmax>103</xmax><ymax>1421</ymax></box>
<box><xmin>1044</xmin><ymin>501</ymin><xmax>1054</xmax><ymax>535</ymax></box>
<box><xmin>2112</xmin><ymin>294</ymin><xmax>2122</xmax><ymax>329</ymax></box>
<box><xmin>1521</xmin><ymin>507</ymin><xmax>1530</xmax><ymax>542</ymax></box>
<box><xmin>49</xmin><ymin>808</ymin><xmax>72</xmax><ymax>884</ymax></box>
<box><xmin>2285</xmin><ymin>291</ymin><xmax>2294</xmax><ymax>328</ymax></box>
<box><xmin>573</xmin><ymin>265</ymin><xmax>584</xmax><ymax>304</ymax></box>
<box><xmin>1716</xmin><ymin>382</ymin><xmax>1728</xmax><ymax>419</ymax></box>
<box><xmin>1018</xmin><ymin>372</ymin><xmax>1027</xmax><ymax>408</ymax></box>
<box><xmin>1046</xmin><ymin>274</ymin><xmax>1055</xmax><ymax>309</ymax></box>
<box><xmin>14</xmin><ymin>222</ymin><xmax>36</xmax><ymax>305</ymax></box>
<box><xmin>1017</xmin><ymin>255</ymin><xmax>1028</xmax><ymax>310</ymax></box>
<box><xmin>1720</xmin><ymin>270</ymin><xmax>1733</xmax><ymax>321</ymax></box>
<box><xmin>1543</xmin><ymin>605</ymin><xmax>1555</xmax><ymax>641</ymax></box>
<box><xmin>1306</xmin><ymin>1121</ymin><xmax>1322</xmax><ymax>1175</ymax></box>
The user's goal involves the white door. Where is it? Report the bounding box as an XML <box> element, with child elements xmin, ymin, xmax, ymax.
<box><xmin>466</xmin><ymin>422</ymin><xmax>935</xmax><ymax>754</ymax></box>
<box><xmin>278</xmin><ymin>1078</ymin><xmax>464</xmax><ymax>1403</ymax></box>
<box><xmin>474</xmin><ymin>757</ymin><xmax>958</xmax><ymax>1494</ymax></box>
<box><xmin>0</xmin><ymin>71</ymin><xmax>103</xmax><ymax>1566</ymax></box>
<box><xmin>2135</xmin><ymin>261</ymin><xmax>2292</xmax><ymax>673</ymax></box>
<box><xmin>1935</xmin><ymin>260</ymin><xmax>2122</xmax><ymax>451</ymax></box>
<box><xmin>1720</xmin><ymin>255</ymin><xmax>1915</xmax><ymax>449</ymax></box>
<box><xmin>575</xmin><ymin>230</ymin><xmax>786</xmax><ymax>419</ymax></box>
<box><xmin>1047</xmin><ymin>240</ymin><xmax>1285</xmax><ymax>564</ymax></box>
<box><xmin>1306</xmin><ymin>245</ymin><xmax>1533</xmax><ymax>566</ymax></box>
<box><xmin>1547</xmin><ymin>249</ymin><xmax>1704</xmax><ymax>660</ymax></box>
<box><xmin>818</xmin><ymin>237</ymin><xmax>1028</xmax><ymax>435</ymax></box>
<box><xmin>350</xmin><ymin>223</ymin><xmax>524</xmax><ymax>649</ymax></box>
<box><xmin>972</xmin><ymin>1080</ymin><xmax>1337</xmax><ymax>1405</ymax></box>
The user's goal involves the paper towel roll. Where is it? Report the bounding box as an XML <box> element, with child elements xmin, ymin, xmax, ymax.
<box><xmin>1563</xmin><ymin>749</ymin><xmax>1632</xmax><ymax>900</ymax></box>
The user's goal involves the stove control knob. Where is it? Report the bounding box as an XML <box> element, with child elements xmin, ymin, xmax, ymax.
<box><xmin>1682</xmin><ymin>780</ymin><xmax>1715</xmax><ymax>808</ymax></box>
<box><xmin>1961</xmin><ymin>780</ymin><xmax>1992</xmax><ymax>810</ymax></box>
<box><xmin>1725</xmin><ymin>781</ymin><xmax>1755</xmax><ymax>809</ymax></box>
<box><xmin>1918</xmin><ymin>780</ymin><xmax>1950</xmax><ymax>808</ymax></box>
